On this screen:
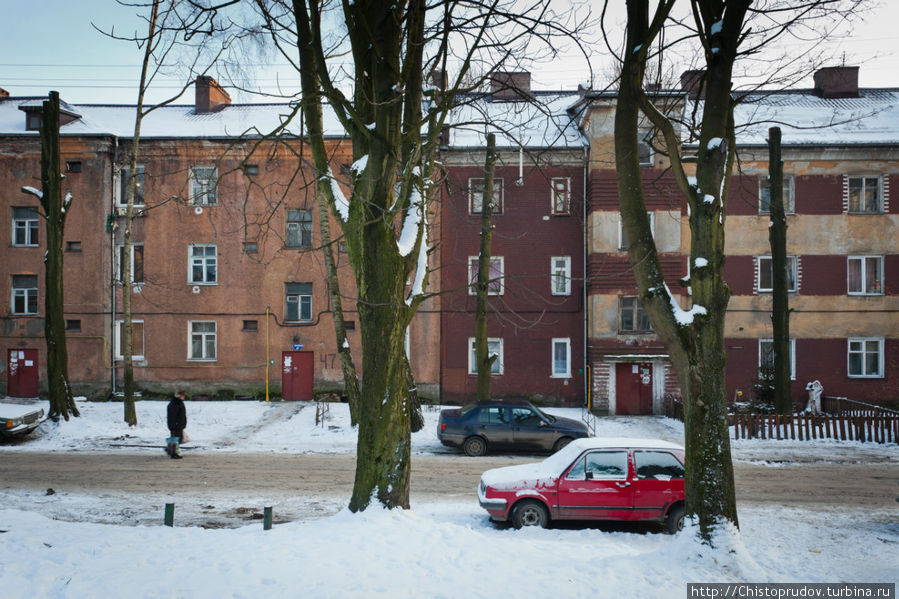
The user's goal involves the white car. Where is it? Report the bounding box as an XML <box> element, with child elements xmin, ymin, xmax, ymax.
<box><xmin>0</xmin><ymin>401</ymin><xmax>45</xmax><ymax>438</ymax></box>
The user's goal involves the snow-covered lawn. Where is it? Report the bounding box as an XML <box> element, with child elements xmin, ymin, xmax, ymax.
<box><xmin>1</xmin><ymin>399</ymin><xmax>896</xmax><ymax>598</ymax></box>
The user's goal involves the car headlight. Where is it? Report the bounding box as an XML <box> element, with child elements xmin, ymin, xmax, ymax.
<box><xmin>479</xmin><ymin>480</ymin><xmax>486</xmax><ymax>495</ymax></box>
<box><xmin>5</xmin><ymin>418</ymin><xmax>23</xmax><ymax>428</ymax></box>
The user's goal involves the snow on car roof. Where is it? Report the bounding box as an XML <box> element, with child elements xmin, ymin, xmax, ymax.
<box><xmin>480</xmin><ymin>437</ymin><xmax>683</xmax><ymax>488</ymax></box>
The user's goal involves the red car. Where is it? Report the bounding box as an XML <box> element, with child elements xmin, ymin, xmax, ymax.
<box><xmin>477</xmin><ymin>437</ymin><xmax>686</xmax><ymax>532</ymax></box>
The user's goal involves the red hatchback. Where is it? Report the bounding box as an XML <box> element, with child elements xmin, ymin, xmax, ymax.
<box><xmin>477</xmin><ymin>437</ymin><xmax>686</xmax><ymax>532</ymax></box>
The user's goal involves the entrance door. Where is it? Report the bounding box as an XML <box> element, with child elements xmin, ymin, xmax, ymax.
<box><xmin>615</xmin><ymin>362</ymin><xmax>653</xmax><ymax>415</ymax></box>
<box><xmin>281</xmin><ymin>351</ymin><xmax>314</xmax><ymax>401</ymax></box>
<box><xmin>7</xmin><ymin>349</ymin><xmax>39</xmax><ymax>398</ymax></box>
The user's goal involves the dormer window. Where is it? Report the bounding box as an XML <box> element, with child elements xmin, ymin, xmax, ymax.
<box><xmin>27</xmin><ymin>113</ymin><xmax>41</xmax><ymax>131</ymax></box>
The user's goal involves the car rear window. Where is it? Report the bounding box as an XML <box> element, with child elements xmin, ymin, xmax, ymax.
<box><xmin>634</xmin><ymin>451</ymin><xmax>685</xmax><ymax>480</ymax></box>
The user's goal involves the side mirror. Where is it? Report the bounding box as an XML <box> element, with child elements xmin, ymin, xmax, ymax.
<box><xmin>539</xmin><ymin>420</ymin><xmax>547</xmax><ymax>427</ymax></box>
<box><xmin>585</xmin><ymin>471</ymin><xmax>594</xmax><ymax>480</ymax></box>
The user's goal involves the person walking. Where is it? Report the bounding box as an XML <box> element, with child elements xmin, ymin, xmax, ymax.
<box><xmin>166</xmin><ymin>390</ymin><xmax>187</xmax><ymax>459</ymax></box>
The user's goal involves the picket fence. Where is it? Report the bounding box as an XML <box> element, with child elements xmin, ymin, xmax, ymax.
<box><xmin>731</xmin><ymin>412</ymin><xmax>898</xmax><ymax>444</ymax></box>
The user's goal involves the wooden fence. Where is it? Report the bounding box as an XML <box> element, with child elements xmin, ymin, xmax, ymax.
<box><xmin>732</xmin><ymin>412</ymin><xmax>898</xmax><ymax>444</ymax></box>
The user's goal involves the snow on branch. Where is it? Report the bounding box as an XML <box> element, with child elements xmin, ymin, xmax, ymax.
<box><xmin>661</xmin><ymin>282</ymin><xmax>707</xmax><ymax>326</ymax></box>
<box><xmin>321</xmin><ymin>168</ymin><xmax>349</xmax><ymax>223</ymax></box>
<box><xmin>21</xmin><ymin>186</ymin><xmax>43</xmax><ymax>200</ymax></box>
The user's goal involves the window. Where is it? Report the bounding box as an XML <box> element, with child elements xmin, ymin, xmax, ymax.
<box><xmin>65</xmin><ymin>161</ymin><xmax>82</xmax><ymax>173</ymax></box>
<box><xmin>11</xmin><ymin>275</ymin><xmax>38</xmax><ymax>315</ymax></box>
<box><xmin>242</xmin><ymin>320</ymin><xmax>258</xmax><ymax>332</ymax></box>
<box><xmin>468</xmin><ymin>337</ymin><xmax>503</xmax><ymax>375</ymax></box>
<box><xmin>848</xmin><ymin>338</ymin><xmax>883</xmax><ymax>378</ymax></box>
<box><xmin>511</xmin><ymin>407</ymin><xmax>543</xmax><ymax>427</ymax></box>
<box><xmin>638</xmin><ymin>131</ymin><xmax>654</xmax><ymax>166</ymax></box>
<box><xmin>286</xmin><ymin>209</ymin><xmax>313</xmax><ymax>249</ymax></box>
<box><xmin>469</xmin><ymin>177</ymin><xmax>503</xmax><ymax>214</ymax></box>
<box><xmin>189</xmin><ymin>244</ymin><xmax>217</xmax><ymax>284</ymax></box>
<box><xmin>477</xmin><ymin>406</ymin><xmax>508</xmax><ymax>425</ymax></box>
<box><xmin>189</xmin><ymin>321</ymin><xmax>217</xmax><ymax>360</ymax></box>
<box><xmin>848</xmin><ymin>256</ymin><xmax>883</xmax><ymax>295</ymax></box>
<box><xmin>119</xmin><ymin>165</ymin><xmax>145</xmax><ymax>206</ymax></box>
<box><xmin>759</xmin><ymin>176</ymin><xmax>794</xmax><ymax>214</ymax></box>
<box><xmin>114</xmin><ymin>320</ymin><xmax>145</xmax><ymax>361</ymax></box>
<box><xmin>468</xmin><ymin>256</ymin><xmax>504</xmax><ymax>295</ymax></box>
<box><xmin>759</xmin><ymin>338</ymin><xmax>796</xmax><ymax>380</ymax></box>
<box><xmin>65</xmin><ymin>319</ymin><xmax>81</xmax><ymax>331</ymax></box>
<box><xmin>619</xmin><ymin>296</ymin><xmax>651</xmax><ymax>333</ymax></box>
<box><xmin>847</xmin><ymin>176</ymin><xmax>882</xmax><ymax>213</ymax></box>
<box><xmin>26</xmin><ymin>113</ymin><xmax>41</xmax><ymax>131</ymax></box>
<box><xmin>285</xmin><ymin>282</ymin><xmax>313</xmax><ymax>322</ymax></box>
<box><xmin>634</xmin><ymin>451</ymin><xmax>684</xmax><ymax>479</ymax></box>
<box><xmin>66</xmin><ymin>241</ymin><xmax>82</xmax><ymax>252</ymax></box>
<box><xmin>551</xmin><ymin>256</ymin><xmax>571</xmax><ymax>296</ymax></box>
<box><xmin>551</xmin><ymin>177</ymin><xmax>570</xmax><ymax>215</ymax></box>
<box><xmin>243</xmin><ymin>164</ymin><xmax>259</xmax><ymax>176</ymax></box>
<box><xmin>243</xmin><ymin>241</ymin><xmax>258</xmax><ymax>254</ymax></box>
<box><xmin>619</xmin><ymin>212</ymin><xmax>654</xmax><ymax>250</ymax></box>
<box><xmin>12</xmin><ymin>207</ymin><xmax>39</xmax><ymax>246</ymax></box>
<box><xmin>565</xmin><ymin>451</ymin><xmax>629</xmax><ymax>480</ymax></box>
<box><xmin>756</xmin><ymin>256</ymin><xmax>797</xmax><ymax>293</ymax></box>
<box><xmin>117</xmin><ymin>244</ymin><xmax>144</xmax><ymax>284</ymax></box>
<box><xmin>552</xmin><ymin>338</ymin><xmax>571</xmax><ymax>378</ymax></box>
<box><xmin>190</xmin><ymin>166</ymin><xmax>217</xmax><ymax>205</ymax></box>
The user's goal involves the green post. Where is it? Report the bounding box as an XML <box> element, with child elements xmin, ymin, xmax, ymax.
<box><xmin>263</xmin><ymin>506</ymin><xmax>272</xmax><ymax>531</ymax></box>
<box><xmin>164</xmin><ymin>503</ymin><xmax>174</xmax><ymax>527</ymax></box>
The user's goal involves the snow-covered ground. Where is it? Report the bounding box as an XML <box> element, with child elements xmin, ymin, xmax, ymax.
<box><xmin>1</xmin><ymin>398</ymin><xmax>897</xmax><ymax>598</ymax></box>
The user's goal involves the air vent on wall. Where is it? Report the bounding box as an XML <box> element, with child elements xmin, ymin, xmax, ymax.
<box><xmin>194</xmin><ymin>206</ymin><xmax>203</xmax><ymax>215</ymax></box>
<box><xmin>192</xmin><ymin>286</ymin><xmax>201</xmax><ymax>294</ymax></box>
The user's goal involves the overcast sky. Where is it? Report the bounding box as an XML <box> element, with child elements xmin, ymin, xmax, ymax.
<box><xmin>1</xmin><ymin>1</ymin><xmax>897</xmax><ymax>105</ymax></box>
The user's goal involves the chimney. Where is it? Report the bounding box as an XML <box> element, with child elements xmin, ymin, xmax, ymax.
<box><xmin>0</xmin><ymin>88</ymin><xmax>9</xmax><ymax>99</ymax></box>
<box><xmin>813</xmin><ymin>66</ymin><xmax>859</xmax><ymax>99</ymax></box>
<box><xmin>490</xmin><ymin>71</ymin><xmax>531</xmax><ymax>101</ymax></box>
<box><xmin>680</xmin><ymin>70</ymin><xmax>705</xmax><ymax>100</ymax></box>
<box><xmin>195</xmin><ymin>76</ymin><xmax>231</xmax><ymax>113</ymax></box>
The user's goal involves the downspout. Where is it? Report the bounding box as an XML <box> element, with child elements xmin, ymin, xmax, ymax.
<box><xmin>110</xmin><ymin>135</ymin><xmax>119</xmax><ymax>395</ymax></box>
<box><xmin>582</xmin><ymin>143</ymin><xmax>588</xmax><ymax>409</ymax></box>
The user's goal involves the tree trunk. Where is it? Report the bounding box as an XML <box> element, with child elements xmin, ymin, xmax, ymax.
<box><xmin>475</xmin><ymin>133</ymin><xmax>497</xmax><ymax>401</ymax></box>
<box><xmin>39</xmin><ymin>92</ymin><xmax>79</xmax><ymax>420</ymax></box>
<box><xmin>768</xmin><ymin>127</ymin><xmax>792</xmax><ymax>414</ymax></box>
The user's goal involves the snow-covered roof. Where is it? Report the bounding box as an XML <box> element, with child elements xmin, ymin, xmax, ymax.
<box><xmin>702</xmin><ymin>88</ymin><xmax>899</xmax><ymax>147</ymax></box>
<box><xmin>446</xmin><ymin>92</ymin><xmax>584</xmax><ymax>149</ymax></box>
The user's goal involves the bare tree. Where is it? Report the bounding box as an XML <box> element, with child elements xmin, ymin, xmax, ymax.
<box><xmin>20</xmin><ymin>92</ymin><xmax>80</xmax><ymax>421</ymax></box>
<box><xmin>767</xmin><ymin>126</ymin><xmax>791</xmax><ymax>414</ymax></box>
<box><xmin>474</xmin><ymin>133</ymin><xmax>498</xmax><ymax>400</ymax></box>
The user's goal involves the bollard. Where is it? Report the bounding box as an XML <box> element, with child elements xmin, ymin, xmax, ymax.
<box><xmin>164</xmin><ymin>503</ymin><xmax>175</xmax><ymax>527</ymax></box>
<box><xmin>263</xmin><ymin>506</ymin><xmax>273</xmax><ymax>531</ymax></box>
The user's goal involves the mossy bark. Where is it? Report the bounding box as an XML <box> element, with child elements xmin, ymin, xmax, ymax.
<box><xmin>767</xmin><ymin>127</ymin><xmax>792</xmax><ymax>414</ymax></box>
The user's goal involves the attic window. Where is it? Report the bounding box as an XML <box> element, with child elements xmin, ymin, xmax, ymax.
<box><xmin>27</xmin><ymin>113</ymin><xmax>41</xmax><ymax>131</ymax></box>
<box><xmin>66</xmin><ymin>161</ymin><xmax>82</xmax><ymax>173</ymax></box>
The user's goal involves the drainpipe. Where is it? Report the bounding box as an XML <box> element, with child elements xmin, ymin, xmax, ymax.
<box><xmin>581</xmin><ymin>144</ymin><xmax>588</xmax><ymax>409</ymax></box>
<box><xmin>110</xmin><ymin>135</ymin><xmax>119</xmax><ymax>395</ymax></box>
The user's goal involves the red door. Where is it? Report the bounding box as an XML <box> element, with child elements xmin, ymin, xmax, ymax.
<box><xmin>7</xmin><ymin>349</ymin><xmax>39</xmax><ymax>398</ymax></box>
<box><xmin>615</xmin><ymin>362</ymin><xmax>653</xmax><ymax>415</ymax></box>
<box><xmin>281</xmin><ymin>351</ymin><xmax>314</xmax><ymax>401</ymax></box>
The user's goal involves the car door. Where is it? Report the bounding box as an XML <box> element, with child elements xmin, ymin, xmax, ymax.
<box><xmin>510</xmin><ymin>406</ymin><xmax>550</xmax><ymax>451</ymax></box>
<box><xmin>556</xmin><ymin>450</ymin><xmax>634</xmax><ymax>520</ymax></box>
<box><xmin>474</xmin><ymin>406</ymin><xmax>514</xmax><ymax>449</ymax></box>
<box><xmin>631</xmin><ymin>450</ymin><xmax>685</xmax><ymax>521</ymax></box>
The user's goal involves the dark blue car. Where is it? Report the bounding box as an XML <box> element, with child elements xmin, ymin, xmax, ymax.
<box><xmin>437</xmin><ymin>399</ymin><xmax>590</xmax><ymax>456</ymax></box>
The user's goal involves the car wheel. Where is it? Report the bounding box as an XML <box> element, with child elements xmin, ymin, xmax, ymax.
<box><xmin>462</xmin><ymin>436</ymin><xmax>487</xmax><ymax>457</ymax></box>
<box><xmin>552</xmin><ymin>437</ymin><xmax>573</xmax><ymax>453</ymax></box>
<box><xmin>665</xmin><ymin>504</ymin><xmax>685</xmax><ymax>534</ymax></box>
<box><xmin>512</xmin><ymin>499</ymin><xmax>549</xmax><ymax>529</ymax></box>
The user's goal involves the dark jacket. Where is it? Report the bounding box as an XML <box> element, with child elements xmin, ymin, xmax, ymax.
<box><xmin>167</xmin><ymin>397</ymin><xmax>187</xmax><ymax>432</ymax></box>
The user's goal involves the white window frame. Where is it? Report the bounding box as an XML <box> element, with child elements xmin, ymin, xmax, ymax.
<box><xmin>468</xmin><ymin>256</ymin><xmax>504</xmax><ymax>295</ymax></box>
<box><xmin>619</xmin><ymin>212</ymin><xmax>654</xmax><ymax>250</ymax></box>
<box><xmin>188</xmin><ymin>243</ymin><xmax>217</xmax><ymax>285</ymax></box>
<box><xmin>847</xmin><ymin>255</ymin><xmax>884</xmax><ymax>296</ymax></box>
<box><xmin>551</xmin><ymin>256</ymin><xmax>571</xmax><ymax>296</ymax></box>
<box><xmin>117</xmin><ymin>243</ymin><xmax>145</xmax><ymax>284</ymax></box>
<box><xmin>550</xmin><ymin>177</ymin><xmax>570</xmax><ymax>215</ymax></box>
<box><xmin>189</xmin><ymin>320</ymin><xmax>217</xmax><ymax>361</ymax></box>
<box><xmin>11</xmin><ymin>275</ymin><xmax>38</xmax><ymax>315</ymax></box>
<box><xmin>286</xmin><ymin>209</ymin><xmax>313</xmax><ymax>249</ymax></box>
<box><xmin>285</xmin><ymin>283</ymin><xmax>313</xmax><ymax>322</ymax></box>
<box><xmin>758</xmin><ymin>338</ymin><xmax>796</xmax><ymax>380</ymax></box>
<box><xmin>12</xmin><ymin>207</ymin><xmax>39</xmax><ymax>247</ymax></box>
<box><xmin>114</xmin><ymin>319</ymin><xmax>145</xmax><ymax>361</ymax></box>
<box><xmin>638</xmin><ymin>130</ymin><xmax>654</xmax><ymax>166</ymax></box>
<box><xmin>551</xmin><ymin>338</ymin><xmax>571</xmax><ymax>378</ymax></box>
<box><xmin>847</xmin><ymin>175</ymin><xmax>882</xmax><ymax>214</ymax></box>
<box><xmin>759</xmin><ymin>175</ymin><xmax>795</xmax><ymax>214</ymax></box>
<box><xmin>190</xmin><ymin>165</ymin><xmax>217</xmax><ymax>206</ymax></box>
<box><xmin>118</xmin><ymin>165</ymin><xmax>146</xmax><ymax>207</ymax></box>
<box><xmin>468</xmin><ymin>337</ymin><xmax>503</xmax><ymax>375</ymax></box>
<box><xmin>468</xmin><ymin>177</ymin><xmax>504</xmax><ymax>215</ymax></box>
<box><xmin>847</xmin><ymin>337</ymin><xmax>884</xmax><ymax>378</ymax></box>
<box><xmin>756</xmin><ymin>255</ymin><xmax>798</xmax><ymax>293</ymax></box>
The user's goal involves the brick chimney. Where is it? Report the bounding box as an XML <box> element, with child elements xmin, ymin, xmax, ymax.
<box><xmin>0</xmin><ymin>88</ymin><xmax>9</xmax><ymax>99</ymax></box>
<box><xmin>490</xmin><ymin>71</ymin><xmax>531</xmax><ymax>100</ymax></box>
<box><xmin>195</xmin><ymin>76</ymin><xmax>231</xmax><ymax>113</ymax></box>
<box><xmin>813</xmin><ymin>66</ymin><xmax>859</xmax><ymax>99</ymax></box>
<box><xmin>680</xmin><ymin>69</ymin><xmax>705</xmax><ymax>100</ymax></box>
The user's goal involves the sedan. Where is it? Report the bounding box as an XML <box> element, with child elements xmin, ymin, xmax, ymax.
<box><xmin>437</xmin><ymin>399</ymin><xmax>590</xmax><ymax>456</ymax></box>
<box><xmin>0</xmin><ymin>401</ymin><xmax>45</xmax><ymax>438</ymax></box>
<box><xmin>478</xmin><ymin>437</ymin><xmax>686</xmax><ymax>532</ymax></box>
